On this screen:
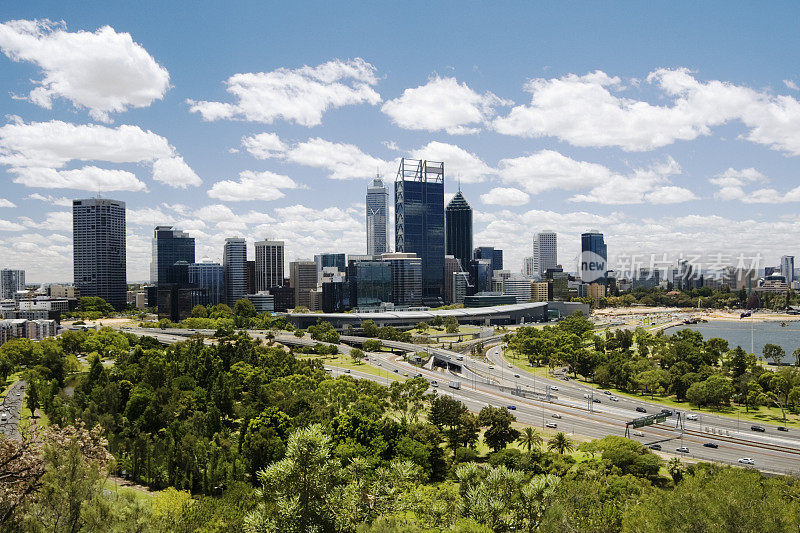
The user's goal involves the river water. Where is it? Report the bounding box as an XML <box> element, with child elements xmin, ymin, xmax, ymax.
<box><xmin>665</xmin><ymin>320</ymin><xmax>800</xmax><ymax>363</ymax></box>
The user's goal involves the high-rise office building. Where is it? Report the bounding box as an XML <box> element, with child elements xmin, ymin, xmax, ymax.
<box><xmin>395</xmin><ymin>158</ymin><xmax>445</xmax><ymax>305</ymax></box>
<box><xmin>255</xmin><ymin>240</ymin><xmax>284</xmax><ymax>291</ymax></box>
<box><xmin>73</xmin><ymin>198</ymin><xmax>126</xmax><ymax>309</ymax></box>
<box><xmin>353</xmin><ymin>260</ymin><xmax>392</xmax><ymax>308</ymax></box>
<box><xmin>151</xmin><ymin>226</ymin><xmax>195</xmax><ymax>285</ymax></box>
<box><xmin>223</xmin><ymin>238</ymin><xmax>247</xmax><ymax>306</ymax></box>
<box><xmin>382</xmin><ymin>252</ymin><xmax>423</xmax><ymax>307</ymax></box>
<box><xmin>188</xmin><ymin>259</ymin><xmax>224</xmax><ymax>307</ymax></box>
<box><xmin>314</xmin><ymin>253</ymin><xmax>346</xmax><ymax>280</ymax></box>
<box><xmin>366</xmin><ymin>177</ymin><xmax>389</xmax><ymax>256</ymax></box>
<box><xmin>0</xmin><ymin>269</ymin><xmax>25</xmax><ymax>300</ymax></box>
<box><xmin>581</xmin><ymin>230</ymin><xmax>607</xmax><ymax>284</ymax></box>
<box><xmin>533</xmin><ymin>230</ymin><xmax>558</xmax><ymax>277</ymax></box>
<box><xmin>445</xmin><ymin>190</ymin><xmax>472</xmax><ymax>271</ymax></box>
<box><xmin>474</xmin><ymin>246</ymin><xmax>503</xmax><ymax>273</ymax></box>
<box><xmin>290</xmin><ymin>260</ymin><xmax>318</xmax><ymax>310</ymax></box>
<box><xmin>444</xmin><ymin>255</ymin><xmax>461</xmax><ymax>304</ymax></box>
<box><xmin>781</xmin><ymin>255</ymin><xmax>795</xmax><ymax>285</ymax></box>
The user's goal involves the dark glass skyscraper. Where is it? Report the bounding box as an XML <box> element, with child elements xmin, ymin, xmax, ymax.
<box><xmin>395</xmin><ymin>158</ymin><xmax>445</xmax><ymax>306</ymax></box>
<box><xmin>73</xmin><ymin>198</ymin><xmax>127</xmax><ymax>309</ymax></box>
<box><xmin>445</xmin><ymin>190</ymin><xmax>472</xmax><ymax>272</ymax></box>
<box><xmin>151</xmin><ymin>226</ymin><xmax>195</xmax><ymax>285</ymax></box>
<box><xmin>224</xmin><ymin>237</ymin><xmax>247</xmax><ymax>306</ymax></box>
<box><xmin>581</xmin><ymin>230</ymin><xmax>608</xmax><ymax>284</ymax></box>
<box><xmin>474</xmin><ymin>246</ymin><xmax>503</xmax><ymax>273</ymax></box>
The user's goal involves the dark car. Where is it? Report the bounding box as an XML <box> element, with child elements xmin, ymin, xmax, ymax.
<box><xmin>751</xmin><ymin>425</ymin><xmax>766</xmax><ymax>432</ymax></box>
<box><xmin>649</xmin><ymin>444</ymin><xmax>662</xmax><ymax>451</ymax></box>
<box><xmin>592</xmin><ymin>398</ymin><xmax>601</xmax><ymax>403</ymax></box>
<box><xmin>393</xmin><ymin>369</ymin><xmax>398</xmax><ymax>373</ymax></box>
<box><xmin>703</xmin><ymin>442</ymin><xmax>718</xmax><ymax>448</ymax></box>
<box><xmin>660</xmin><ymin>409</ymin><xmax>673</xmax><ymax>416</ymax></box>
<box><xmin>507</xmin><ymin>405</ymin><xmax>517</xmax><ymax>410</ymax></box>
<box><xmin>778</xmin><ymin>426</ymin><xmax>789</xmax><ymax>432</ymax></box>
<box><xmin>636</xmin><ymin>407</ymin><xmax>647</xmax><ymax>413</ymax></box>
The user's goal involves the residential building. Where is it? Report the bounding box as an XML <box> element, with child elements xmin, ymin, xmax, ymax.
<box><xmin>395</xmin><ymin>158</ymin><xmax>445</xmax><ymax>305</ymax></box>
<box><xmin>580</xmin><ymin>230</ymin><xmax>607</xmax><ymax>285</ymax></box>
<box><xmin>587</xmin><ymin>283</ymin><xmax>606</xmax><ymax>300</ymax></box>
<box><xmin>188</xmin><ymin>259</ymin><xmax>224</xmax><ymax>307</ymax></box>
<box><xmin>366</xmin><ymin>177</ymin><xmax>390</xmax><ymax>256</ymax></box>
<box><xmin>255</xmin><ymin>240</ymin><xmax>284</xmax><ymax>291</ymax></box>
<box><xmin>224</xmin><ymin>238</ymin><xmax>247</xmax><ymax>306</ymax></box>
<box><xmin>445</xmin><ymin>190</ymin><xmax>473</xmax><ymax>272</ymax></box>
<box><xmin>46</xmin><ymin>284</ymin><xmax>77</xmax><ymax>299</ymax></box>
<box><xmin>533</xmin><ymin>231</ymin><xmax>558</xmax><ymax>277</ymax></box>
<box><xmin>0</xmin><ymin>269</ymin><xmax>25</xmax><ymax>300</ymax></box>
<box><xmin>73</xmin><ymin>198</ymin><xmax>126</xmax><ymax>309</ymax></box>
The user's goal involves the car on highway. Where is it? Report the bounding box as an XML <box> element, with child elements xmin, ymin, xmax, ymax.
<box><xmin>592</xmin><ymin>398</ymin><xmax>601</xmax><ymax>403</ymax></box>
<box><xmin>377</xmin><ymin>362</ymin><xmax>382</xmax><ymax>366</ymax></box>
<box><xmin>686</xmin><ymin>413</ymin><xmax>698</xmax><ymax>420</ymax></box>
<box><xmin>778</xmin><ymin>426</ymin><xmax>789</xmax><ymax>432</ymax></box>
<box><xmin>514</xmin><ymin>373</ymin><xmax>520</xmax><ymax>378</ymax></box>
<box><xmin>1</xmin><ymin>413</ymin><xmax>6</xmax><ymax>421</ymax></box>
<box><xmin>545</xmin><ymin>422</ymin><xmax>558</xmax><ymax>428</ymax></box>
<box><xmin>551</xmin><ymin>413</ymin><xmax>562</xmax><ymax>419</ymax></box>
<box><xmin>507</xmin><ymin>405</ymin><xmax>516</xmax><ymax>410</ymax></box>
<box><xmin>393</xmin><ymin>369</ymin><xmax>398</xmax><ymax>373</ymax></box>
<box><xmin>431</xmin><ymin>382</ymin><xmax>438</xmax><ymax>387</ymax></box>
<box><xmin>507</xmin><ymin>364</ymin><xmax>513</xmax><ymax>368</ymax></box>
<box><xmin>603</xmin><ymin>390</ymin><xmax>612</xmax><ymax>395</ymax></box>
<box><xmin>649</xmin><ymin>444</ymin><xmax>662</xmax><ymax>451</ymax></box>
<box><xmin>751</xmin><ymin>425</ymin><xmax>766</xmax><ymax>432</ymax></box>
<box><xmin>550</xmin><ymin>386</ymin><xmax>559</xmax><ymax>391</ymax></box>
<box><xmin>632</xmin><ymin>430</ymin><xmax>644</xmax><ymax>437</ymax></box>
<box><xmin>489</xmin><ymin>365</ymin><xmax>494</xmax><ymax>369</ymax></box>
<box><xmin>738</xmin><ymin>457</ymin><xmax>755</xmax><ymax>465</ymax></box>
<box><xmin>415</xmin><ymin>373</ymin><xmax>423</xmax><ymax>378</ymax></box>
<box><xmin>636</xmin><ymin>407</ymin><xmax>647</xmax><ymax>413</ymax></box>
<box><xmin>344</xmin><ymin>369</ymin><xmax>351</xmax><ymax>374</ymax></box>
<box><xmin>676</xmin><ymin>446</ymin><xmax>689</xmax><ymax>453</ymax></box>
<box><xmin>703</xmin><ymin>442</ymin><xmax>718</xmax><ymax>448</ymax></box>
<box><xmin>403</xmin><ymin>373</ymin><xmax>408</xmax><ymax>377</ymax></box>
<box><xmin>610</xmin><ymin>396</ymin><xmax>619</xmax><ymax>401</ymax></box>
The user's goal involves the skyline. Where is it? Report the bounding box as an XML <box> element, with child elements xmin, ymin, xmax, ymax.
<box><xmin>3</xmin><ymin>3</ymin><xmax>800</xmax><ymax>282</ymax></box>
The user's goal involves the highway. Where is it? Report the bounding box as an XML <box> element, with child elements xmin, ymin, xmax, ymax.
<box><xmin>113</xmin><ymin>326</ymin><xmax>800</xmax><ymax>474</ymax></box>
<box><xmin>0</xmin><ymin>381</ymin><xmax>26</xmax><ymax>440</ymax></box>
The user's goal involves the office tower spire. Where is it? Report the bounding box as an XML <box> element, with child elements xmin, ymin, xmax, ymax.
<box><xmin>445</xmin><ymin>190</ymin><xmax>472</xmax><ymax>272</ymax></box>
<box><xmin>366</xmin><ymin>176</ymin><xmax>389</xmax><ymax>255</ymax></box>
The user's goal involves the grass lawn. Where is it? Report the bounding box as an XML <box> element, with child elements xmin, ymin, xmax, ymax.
<box><xmin>103</xmin><ymin>479</ymin><xmax>155</xmax><ymax>502</ymax></box>
<box><xmin>297</xmin><ymin>352</ymin><xmax>404</xmax><ymax>382</ymax></box>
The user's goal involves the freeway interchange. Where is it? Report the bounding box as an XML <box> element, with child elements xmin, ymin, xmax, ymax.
<box><xmin>116</xmin><ymin>326</ymin><xmax>800</xmax><ymax>475</ymax></box>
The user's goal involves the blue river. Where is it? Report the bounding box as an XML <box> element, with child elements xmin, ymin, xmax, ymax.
<box><xmin>665</xmin><ymin>320</ymin><xmax>800</xmax><ymax>363</ymax></box>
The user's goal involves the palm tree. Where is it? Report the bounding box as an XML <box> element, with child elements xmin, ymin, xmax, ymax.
<box><xmin>667</xmin><ymin>457</ymin><xmax>683</xmax><ymax>484</ymax></box>
<box><xmin>547</xmin><ymin>432</ymin><xmax>574</xmax><ymax>455</ymax></box>
<box><xmin>793</xmin><ymin>347</ymin><xmax>800</xmax><ymax>367</ymax></box>
<box><xmin>517</xmin><ymin>427</ymin><xmax>542</xmax><ymax>453</ymax></box>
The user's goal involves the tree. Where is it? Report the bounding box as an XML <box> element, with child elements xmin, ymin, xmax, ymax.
<box><xmin>444</xmin><ymin>317</ymin><xmax>459</xmax><ymax>334</ymax></box>
<box><xmin>478</xmin><ymin>406</ymin><xmax>520</xmax><ymax>453</ymax></box>
<box><xmin>667</xmin><ymin>457</ymin><xmax>683</xmax><ymax>485</ymax></box>
<box><xmin>25</xmin><ymin>379</ymin><xmax>39</xmax><ymax>416</ymax></box>
<box><xmin>234</xmin><ymin>299</ymin><xmax>258</xmax><ymax>318</ymax></box>
<box><xmin>242</xmin><ymin>408</ymin><xmax>291</xmax><ymax>480</ymax></box>
<box><xmin>763</xmin><ymin>343</ymin><xmax>786</xmax><ymax>365</ymax></box>
<box><xmin>78</xmin><ymin>296</ymin><xmax>114</xmax><ymax>315</ymax></box>
<box><xmin>363</xmin><ymin>339</ymin><xmax>382</xmax><ymax>353</ymax></box>
<box><xmin>350</xmin><ymin>348</ymin><xmax>365</xmax><ymax>363</ymax></box>
<box><xmin>429</xmin><ymin>395</ymin><xmax>479</xmax><ymax>450</ymax></box>
<box><xmin>389</xmin><ymin>378</ymin><xmax>429</xmax><ymax>424</ymax></box>
<box><xmin>361</xmin><ymin>320</ymin><xmax>379</xmax><ymax>338</ymax></box>
<box><xmin>547</xmin><ymin>432</ymin><xmax>574</xmax><ymax>455</ymax></box>
<box><xmin>794</xmin><ymin>347</ymin><xmax>800</xmax><ymax>367</ymax></box>
<box><xmin>190</xmin><ymin>305</ymin><xmax>208</xmax><ymax>318</ymax></box>
<box><xmin>517</xmin><ymin>427</ymin><xmax>542</xmax><ymax>453</ymax></box>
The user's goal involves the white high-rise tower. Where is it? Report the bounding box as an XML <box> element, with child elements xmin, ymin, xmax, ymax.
<box><xmin>366</xmin><ymin>177</ymin><xmax>389</xmax><ymax>255</ymax></box>
<box><xmin>533</xmin><ymin>230</ymin><xmax>558</xmax><ymax>276</ymax></box>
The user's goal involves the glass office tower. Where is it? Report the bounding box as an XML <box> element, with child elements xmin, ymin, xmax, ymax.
<box><xmin>151</xmin><ymin>226</ymin><xmax>195</xmax><ymax>285</ymax></box>
<box><xmin>395</xmin><ymin>158</ymin><xmax>445</xmax><ymax>306</ymax></box>
<box><xmin>354</xmin><ymin>261</ymin><xmax>392</xmax><ymax>308</ymax></box>
<box><xmin>73</xmin><ymin>198</ymin><xmax>127</xmax><ymax>309</ymax></box>
<box><xmin>445</xmin><ymin>190</ymin><xmax>472</xmax><ymax>272</ymax></box>
<box><xmin>581</xmin><ymin>230</ymin><xmax>608</xmax><ymax>284</ymax></box>
<box><xmin>366</xmin><ymin>178</ymin><xmax>389</xmax><ymax>256</ymax></box>
<box><xmin>382</xmin><ymin>252</ymin><xmax>423</xmax><ymax>307</ymax></box>
<box><xmin>223</xmin><ymin>238</ymin><xmax>247</xmax><ymax>306</ymax></box>
<box><xmin>189</xmin><ymin>259</ymin><xmax>224</xmax><ymax>306</ymax></box>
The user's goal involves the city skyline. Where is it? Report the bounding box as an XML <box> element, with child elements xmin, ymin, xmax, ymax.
<box><xmin>3</xmin><ymin>3</ymin><xmax>800</xmax><ymax>282</ymax></box>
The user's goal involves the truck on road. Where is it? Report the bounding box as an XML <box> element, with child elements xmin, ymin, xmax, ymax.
<box><xmin>449</xmin><ymin>380</ymin><xmax>461</xmax><ymax>390</ymax></box>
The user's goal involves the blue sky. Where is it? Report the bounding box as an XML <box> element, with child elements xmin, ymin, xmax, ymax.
<box><xmin>2</xmin><ymin>1</ymin><xmax>800</xmax><ymax>282</ymax></box>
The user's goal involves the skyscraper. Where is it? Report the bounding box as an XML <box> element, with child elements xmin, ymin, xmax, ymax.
<box><xmin>444</xmin><ymin>255</ymin><xmax>460</xmax><ymax>304</ymax></box>
<box><xmin>314</xmin><ymin>253</ymin><xmax>346</xmax><ymax>279</ymax></box>
<box><xmin>533</xmin><ymin>230</ymin><xmax>558</xmax><ymax>277</ymax></box>
<box><xmin>382</xmin><ymin>252</ymin><xmax>423</xmax><ymax>307</ymax></box>
<box><xmin>73</xmin><ymin>198</ymin><xmax>126</xmax><ymax>309</ymax></box>
<box><xmin>395</xmin><ymin>158</ymin><xmax>445</xmax><ymax>305</ymax></box>
<box><xmin>445</xmin><ymin>190</ymin><xmax>472</xmax><ymax>271</ymax></box>
<box><xmin>290</xmin><ymin>260</ymin><xmax>318</xmax><ymax>309</ymax></box>
<box><xmin>581</xmin><ymin>230</ymin><xmax>607</xmax><ymax>284</ymax></box>
<box><xmin>151</xmin><ymin>226</ymin><xmax>195</xmax><ymax>285</ymax></box>
<box><xmin>223</xmin><ymin>238</ymin><xmax>247</xmax><ymax>306</ymax></box>
<box><xmin>255</xmin><ymin>240</ymin><xmax>284</xmax><ymax>291</ymax></box>
<box><xmin>0</xmin><ymin>269</ymin><xmax>25</xmax><ymax>300</ymax></box>
<box><xmin>366</xmin><ymin>177</ymin><xmax>389</xmax><ymax>256</ymax></box>
<box><xmin>781</xmin><ymin>255</ymin><xmax>795</xmax><ymax>285</ymax></box>
<box><xmin>188</xmin><ymin>259</ymin><xmax>224</xmax><ymax>306</ymax></box>
<box><xmin>473</xmin><ymin>246</ymin><xmax>503</xmax><ymax>273</ymax></box>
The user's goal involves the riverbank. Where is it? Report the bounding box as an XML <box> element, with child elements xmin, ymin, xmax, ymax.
<box><xmin>594</xmin><ymin>306</ymin><xmax>800</xmax><ymax>325</ymax></box>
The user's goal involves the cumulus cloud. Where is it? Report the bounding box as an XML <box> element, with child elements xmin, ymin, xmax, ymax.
<box><xmin>207</xmin><ymin>170</ymin><xmax>301</xmax><ymax>201</ymax></box>
<box><xmin>493</xmin><ymin>68</ymin><xmax>800</xmax><ymax>155</ymax></box>
<box><xmin>241</xmin><ymin>132</ymin><xmax>286</xmax><ymax>159</ymax></box>
<box><xmin>0</xmin><ymin>19</ymin><xmax>169</xmax><ymax>122</ymax></box>
<box><xmin>480</xmin><ymin>187</ymin><xmax>530</xmax><ymax>206</ymax></box>
<box><xmin>26</xmin><ymin>193</ymin><xmax>71</xmax><ymax>206</ymax></box>
<box><xmin>409</xmin><ymin>141</ymin><xmax>494</xmax><ymax>183</ymax></box>
<box><xmin>710</xmin><ymin>167</ymin><xmax>800</xmax><ymax>203</ymax></box>
<box><xmin>0</xmin><ymin>119</ymin><xmax>200</xmax><ymax>190</ymax></box>
<box><xmin>0</xmin><ymin>198</ymin><xmax>16</xmax><ymax>208</ymax></box>
<box><xmin>382</xmin><ymin>76</ymin><xmax>510</xmax><ymax>134</ymax></box>
<box><xmin>187</xmin><ymin>58</ymin><xmax>380</xmax><ymax>126</ymax></box>
<box><xmin>0</xmin><ymin>219</ymin><xmax>25</xmax><ymax>231</ymax></box>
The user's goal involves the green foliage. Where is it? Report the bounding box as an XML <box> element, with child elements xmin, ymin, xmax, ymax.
<box><xmin>478</xmin><ymin>406</ymin><xmax>520</xmax><ymax>453</ymax></box>
<box><xmin>78</xmin><ymin>296</ymin><xmax>115</xmax><ymax>314</ymax></box>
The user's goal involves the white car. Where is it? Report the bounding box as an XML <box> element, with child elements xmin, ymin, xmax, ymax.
<box><xmin>686</xmin><ymin>414</ymin><xmax>698</xmax><ymax>421</ymax></box>
<box><xmin>610</xmin><ymin>396</ymin><xmax>619</xmax><ymax>402</ymax></box>
<box><xmin>550</xmin><ymin>386</ymin><xmax>559</xmax><ymax>391</ymax></box>
<box><xmin>488</xmin><ymin>365</ymin><xmax>495</xmax><ymax>369</ymax></box>
<box><xmin>738</xmin><ymin>457</ymin><xmax>755</xmax><ymax>465</ymax></box>
<box><xmin>633</xmin><ymin>430</ymin><xmax>644</xmax><ymax>437</ymax></box>
<box><xmin>545</xmin><ymin>422</ymin><xmax>558</xmax><ymax>429</ymax></box>
<box><xmin>676</xmin><ymin>446</ymin><xmax>689</xmax><ymax>453</ymax></box>
<box><xmin>551</xmin><ymin>413</ymin><xmax>562</xmax><ymax>419</ymax></box>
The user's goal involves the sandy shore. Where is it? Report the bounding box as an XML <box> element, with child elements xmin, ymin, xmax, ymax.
<box><xmin>594</xmin><ymin>306</ymin><xmax>800</xmax><ymax>324</ymax></box>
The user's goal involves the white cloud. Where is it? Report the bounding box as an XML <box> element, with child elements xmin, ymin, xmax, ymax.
<box><xmin>381</xmin><ymin>76</ymin><xmax>510</xmax><ymax>134</ymax></box>
<box><xmin>26</xmin><ymin>193</ymin><xmax>71</xmax><ymax>206</ymax></box>
<box><xmin>0</xmin><ymin>119</ymin><xmax>200</xmax><ymax>190</ymax></box>
<box><xmin>151</xmin><ymin>156</ymin><xmax>201</xmax><ymax>188</ymax></box>
<box><xmin>19</xmin><ymin>210</ymin><xmax>71</xmax><ymax>230</ymax></box>
<box><xmin>409</xmin><ymin>141</ymin><xmax>493</xmax><ymax>183</ymax></box>
<box><xmin>9</xmin><ymin>166</ymin><xmax>147</xmax><ymax>192</ymax></box>
<box><xmin>241</xmin><ymin>132</ymin><xmax>286</xmax><ymax>159</ymax></box>
<box><xmin>709</xmin><ymin>168</ymin><xmax>800</xmax><ymax>203</ymax></box>
<box><xmin>188</xmin><ymin>58</ymin><xmax>380</xmax><ymax>126</ymax></box>
<box><xmin>644</xmin><ymin>186</ymin><xmax>698</xmax><ymax>204</ymax></box>
<box><xmin>494</xmin><ymin>68</ymin><xmax>800</xmax><ymax>155</ymax></box>
<box><xmin>0</xmin><ymin>19</ymin><xmax>169</xmax><ymax>122</ymax></box>
<box><xmin>784</xmin><ymin>80</ymin><xmax>799</xmax><ymax>91</ymax></box>
<box><xmin>0</xmin><ymin>198</ymin><xmax>16</xmax><ymax>207</ymax></box>
<box><xmin>480</xmin><ymin>187</ymin><xmax>530</xmax><ymax>206</ymax></box>
<box><xmin>0</xmin><ymin>219</ymin><xmax>25</xmax><ymax>231</ymax></box>
<box><xmin>207</xmin><ymin>170</ymin><xmax>301</xmax><ymax>201</ymax></box>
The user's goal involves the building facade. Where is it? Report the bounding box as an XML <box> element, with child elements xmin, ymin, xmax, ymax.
<box><xmin>188</xmin><ymin>259</ymin><xmax>224</xmax><ymax>307</ymax></box>
<box><xmin>444</xmin><ymin>255</ymin><xmax>460</xmax><ymax>304</ymax></box>
<box><xmin>354</xmin><ymin>261</ymin><xmax>392</xmax><ymax>308</ymax></box>
<box><xmin>382</xmin><ymin>252</ymin><xmax>423</xmax><ymax>307</ymax></box>
<box><xmin>445</xmin><ymin>190</ymin><xmax>472</xmax><ymax>272</ymax></box>
<box><xmin>223</xmin><ymin>238</ymin><xmax>247</xmax><ymax>306</ymax></box>
<box><xmin>290</xmin><ymin>261</ymin><xmax>318</xmax><ymax>310</ymax></box>
<box><xmin>781</xmin><ymin>255</ymin><xmax>795</xmax><ymax>285</ymax></box>
<box><xmin>533</xmin><ymin>230</ymin><xmax>557</xmax><ymax>277</ymax></box>
<box><xmin>395</xmin><ymin>159</ymin><xmax>445</xmax><ymax>306</ymax></box>
<box><xmin>73</xmin><ymin>198</ymin><xmax>127</xmax><ymax>309</ymax></box>
<box><xmin>366</xmin><ymin>177</ymin><xmax>390</xmax><ymax>256</ymax></box>
<box><xmin>314</xmin><ymin>253</ymin><xmax>346</xmax><ymax>279</ymax></box>
<box><xmin>580</xmin><ymin>230</ymin><xmax>607</xmax><ymax>284</ymax></box>
<box><xmin>151</xmin><ymin>226</ymin><xmax>195</xmax><ymax>285</ymax></box>
<box><xmin>255</xmin><ymin>240</ymin><xmax>284</xmax><ymax>291</ymax></box>
<box><xmin>0</xmin><ymin>269</ymin><xmax>25</xmax><ymax>300</ymax></box>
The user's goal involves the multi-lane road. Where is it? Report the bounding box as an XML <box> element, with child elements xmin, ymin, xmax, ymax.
<box><xmin>114</xmin><ymin>326</ymin><xmax>800</xmax><ymax>474</ymax></box>
<box><xmin>0</xmin><ymin>381</ymin><xmax>26</xmax><ymax>440</ymax></box>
